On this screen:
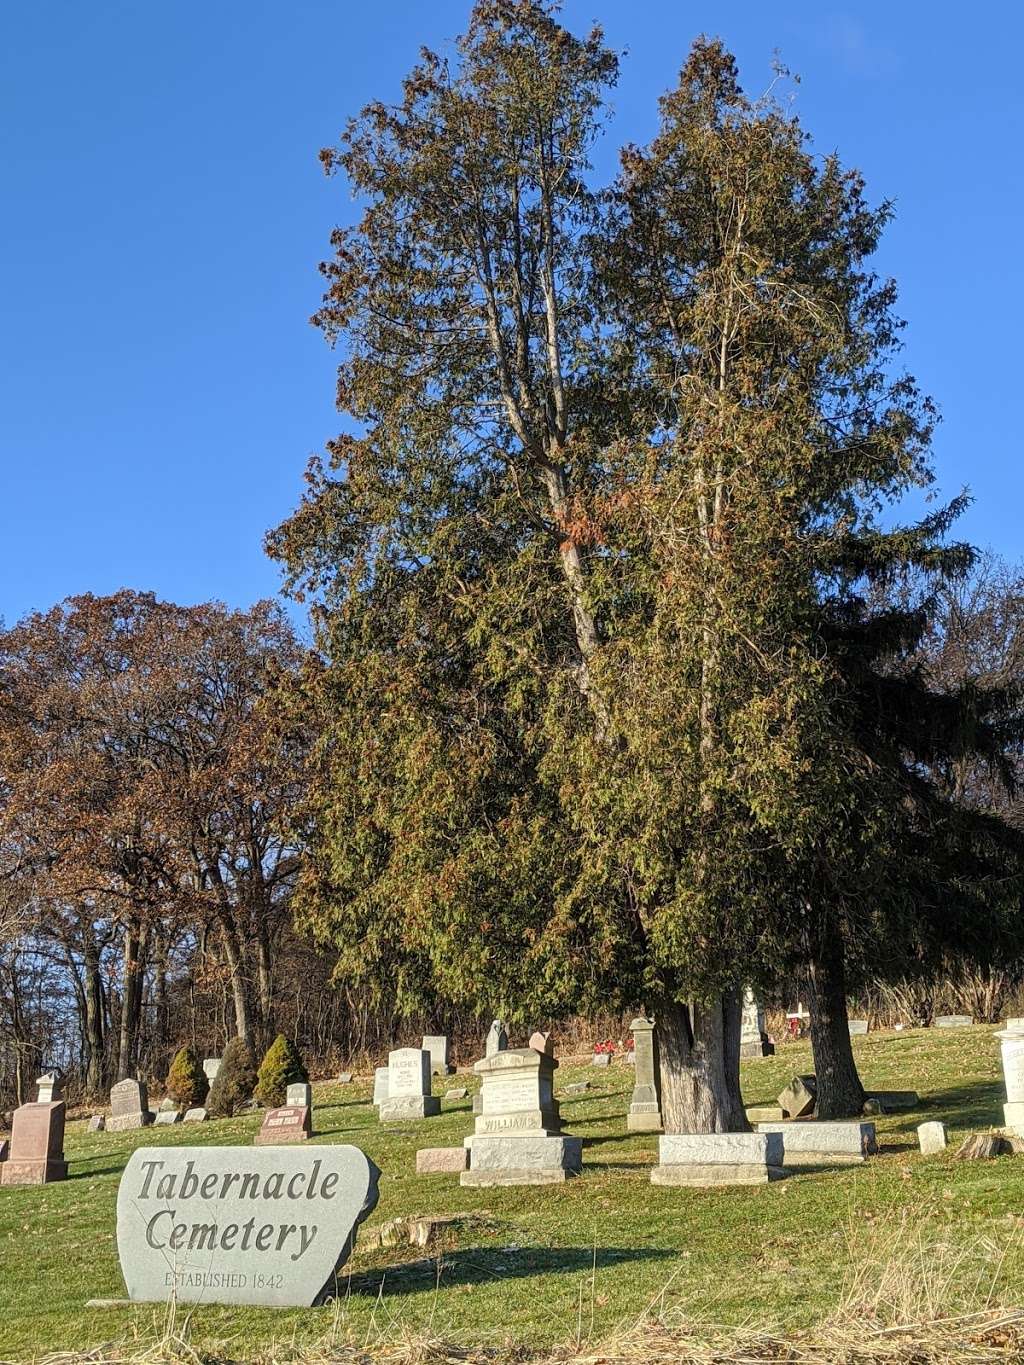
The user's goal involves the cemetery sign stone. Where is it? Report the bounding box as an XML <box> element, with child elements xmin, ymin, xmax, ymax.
<box><xmin>115</xmin><ymin>1145</ymin><xmax>379</xmax><ymax>1306</ymax></box>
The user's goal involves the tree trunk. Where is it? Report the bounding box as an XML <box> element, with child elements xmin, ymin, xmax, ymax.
<box><xmin>82</xmin><ymin>926</ymin><xmax>106</xmax><ymax>1097</ymax></box>
<box><xmin>219</xmin><ymin>913</ymin><xmax>253</xmax><ymax>1044</ymax></box>
<box><xmin>807</xmin><ymin>916</ymin><xmax>865</xmax><ymax>1119</ymax></box>
<box><xmin>117</xmin><ymin>918</ymin><xmax>148</xmax><ymax>1080</ymax></box>
<box><xmin>657</xmin><ymin>989</ymin><xmax>747</xmax><ymax>1133</ymax></box>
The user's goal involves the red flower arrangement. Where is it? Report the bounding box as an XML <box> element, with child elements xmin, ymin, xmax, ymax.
<box><xmin>593</xmin><ymin>1039</ymin><xmax>616</xmax><ymax>1055</ymax></box>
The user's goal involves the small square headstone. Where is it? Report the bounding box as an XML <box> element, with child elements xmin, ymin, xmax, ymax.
<box><xmin>36</xmin><ymin>1072</ymin><xmax>63</xmax><ymax>1104</ymax></box>
<box><xmin>286</xmin><ymin>1082</ymin><xmax>312</xmax><ymax>1109</ymax></box>
<box><xmin>87</xmin><ymin>1115</ymin><xmax>105</xmax><ymax>1133</ymax></box>
<box><xmin>107</xmin><ymin>1079</ymin><xmax>153</xmax><ymax>1132</ymax></box>
<box><xmin>254</xmin><ymin>1104</ymin><xmax>312</xmax><ymax>1145</ymax></box>
<box><xmin>422</xmin><ymin>1035</ymin><xmax>454</xmax><ymax>1075</ymax></box>
<box><xmin>183</xmin><ymin>1107</ymin><xmax>208</xmax><ymax>1122</ymax></box>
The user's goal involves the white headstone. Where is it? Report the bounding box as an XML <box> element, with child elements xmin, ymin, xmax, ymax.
<box><xmin>116</xmin><ymin>1145</ymin><xmax>379</xmax><ymax>1305</ymax></box>
<box><xmin>203</xmin><ymin>1057</ymin><xmax>222</xmax><ymax>1082</ymax></box>
<box><xmin>422</xmin><ymin>1035</ymin><xmax>453</xmax><ymax>1075</ymax></box>
<box><xmin>996</xmin><ymin>1026</ymin><xmax>1024</xmax><ymax>1134</ymax></box>
<box><xmin>485</xmin><ymin>1020</ymin><xmax>509</xmax><ymax>1057</ymax></box>
<box><xmin>372</xmin><ymin>1066</ymin><xmax>389</xmax><ymax>1105</ymax></box>
<box><xmin>379</xmin><ymin>1049</ymin><xmax>439</xmax><ymax>1121</ymax></box>
<box><xmin>917</xmin><ymin>1120</ymin><xmax>947</xmax><ymax>1155</ymax></box>
<box><xmin>286</xmin><ymin>1082</ymin><xmax>312</xmax><ymax>1109</ymax></box>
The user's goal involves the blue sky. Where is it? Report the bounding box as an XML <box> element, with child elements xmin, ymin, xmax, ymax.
<box><xmin>3</xmin><ymin>2</ymin><xmax>1022</xmax><ymax>630</ymax></box>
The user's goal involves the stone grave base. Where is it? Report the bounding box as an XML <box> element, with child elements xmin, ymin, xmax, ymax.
<box><xmin>379</xmin><ymin>1095</ymin><xmax>441</xmax><ymax>1121</ymax></box>
<box><xmin>154</xmin><ymin>1110</ymin><xmax>181</xmax><ymax>1126</ymax></box>
<box><xmin>746</xmin><ymin>1105</ymin><xmax>785</xmax><ymax>1123</ymax></box>
<box><xmin>651</xmin><ymin>1162</ymin><xmax>782</xmax><ymax>1187</ymax></box>
<box><xmin>2</xmin><ymin>1157</ymin><xmax>67</xmax><ymax>1185</ymax></box>
<box><xmin>1004</xmin><ymin>1101</ymin><xmax>1024</xmax><ymax>1134</ymax></box>
<box><xmin>753</xmin><ymin>1119</ymin><xmax>877</xmax><ymax>1165</ymax></box>
<box><xmin>627</xmin><ymin>1105</ymin><xmax>663</xmax><ymax>1133</ymax></box>
<box><xmin>106</xmin><ymin>1113</ymin><xmax>154</xmax><ymax>1133</ymax></box>
<box><xmin>462</xmin><ymin>1134</ymin><xmax>582</xmax><ymax>1186</ymax></box>
<box><xmin>472</xmin><ymin>1093</ymin><xmax>483</xmax><ymax>1114</ymax></box>
<box><xmin>739</xmin><ymin>1039</ymin><xmax>773</xmax><ymax>1058</ymax></box>
<box><xmin>417</xmin><ymin>1147</ymin><xmax>469</xmax><ymax>1174</ymax></box>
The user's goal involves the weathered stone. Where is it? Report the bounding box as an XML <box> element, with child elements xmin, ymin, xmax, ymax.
<box><xmin>847</xmin><ymin>1019</ymin><xmax>869</xmax><ymax>1036</ymax></box>
<box><xmin>158</xmin><ymin>1098</ymin><xmax>178</xmax><ymax>1112</ymax></box>
<box><xmin>422</xmin><ymin>1035</ymin><xmax>454</xmax><ymax>1076</ymax></box>
<box><xmin>592</xmin><ymin>1053</ymin><xmax>611</xmax><ymax>1066</ymax></box>
<box><xmin>36</xmin><ymin>1072</ymin><xmax>63</xmax><ymax>1103</ymax></box>
<box><xmin>862</xmin><ymin>1098</ymin><xmax>882</xmax><ymax>1116</ymax></box>
<box><xmin>935</xmin><ymin>1014</ymin><xmax>973</xmax><ymax>1028</ymax></box>
<box><xmin>338</xmin><ymin>1072</ymin><xmax>353</xmax><ymax>1084</ymax></box>
<box><xmin>955</xmin><ymin>1133</ymin><xmax>1006</xmax><ymax>1160</ymax></box>
<box><xmin>528</xmin><ymin>1031</ymin><xmax>553</xmax><ymax>1055</ymax></box>
<box><xmin>379</xmin><ymin>1048</ymin><xmax>439</xmax><ymax>1120</ymax></box>
<box><xmin>627</xmin><ymin>1017</ymin><xmax>662</xmax><ymax>1133</ymax></box>
<box><xmin>486</xmin><ymin>1020</ymin><xmax>509</xmax><ymax>1057</ymax></box>
<box><xmin>461</xmin><ymin>1135</ymin><xmax>582</xmax><ymax>1186</ymax></box>
<box><xmin>469</xmin><ymin>1047</ymin><xmax>560</xmax><ymax>1137</ymax></box>
<box><xmin>154</xmin><ymin>1110</ymin><xmax>182</xmax><ymax>1126</ymax></box>
<box><xmin>564</xmin><ymin>1082</ymin><xmax>590</xmax><ymax>1095</ymax></box>
<box><xmin>416</xmin><ymin>1146</ymin><xmax>469</xmax><ymax>1174</ymax></box>
<box><xmin>286</xmin><ymin>1082</ymin><xmax>312</xmax><ymax>1109</ymax></box>
<box><xmin>777</xmin><ymin>1075</ymin><xmax>816</xmax><ymax>1119</ymax></box>
<box><xmin>444</xmin><ymin>1087</ymin><xmax>468</xmax><ymax>1101</ymax></box>
<box><xmin>107</xmin><ymin>1079</ymin><xmax>153</xmax><ymax>1132</ymax></box>
<box><xmin>1</xmin><ymin>1102</ymin><xmax>67</xmax><ymax>1185</ymax></box>
<box><xmin>917</xmin><ymin>1121</ymin><xmax>947</xmax><ymax>1155</ymax></box>
<box><xmin>745</xmin><ymin>1105</ymin><xmax>785</xmax><ymax>1124</ymax></box>
<box><xmin>116</xmin><ymin>1145</ymin><xmax>379</xmax><ymax>1306</ymax></box>
<box><xmin>372</xmin><ymin>1066</ymin><xmax>389</xmax><ymax>1105</ymax></box>
<box><xmin>753</xmin><ymin>1120</ymin><xmax>877</xmax><ymax>1165</ymax></box>
<box><xmin>88</xmin><ymin>1115</ymin><xmax>106</xmax><ymax>1132</ymax></box>
<box><xmin>740</xmin><ymin>988</ymin><xmax>772</xmax><ymax>1058</ymax></box>
<box><xmin>183</xmin><ymin>1107</ymin><xmax>208</xmax><ymax>1122</ymax></box>
<box><xmin>995</xmin><ymin>1026</ymin><xmax>1024</xmax><ymax>1136</ymax></box>
<box><xmin>254</xmin><ymin>1105</ymin><xmax>312</xmax><ymax>1145</ymax></box>
<box><xmin>202</xmin><ymin>1057</ymin><xmax>222</xmax><ymax>1082</ymax></box>
<box><xmin>652</xmin><ymin>1132</ymin><xmax>783</xmax><ymax>1187</ymax></box>
<box><xmin>865</xmin><ymin>1090</ymin><xmax>919</xmax><ymax>1112</ymax></box>
<box><xmin>1006</xmin><ymin>1017</ymin><xmax>1024</xmax><ymax>1030</ymax></box>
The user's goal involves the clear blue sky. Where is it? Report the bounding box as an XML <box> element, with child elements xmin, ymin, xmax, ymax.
<box><xmin>3</xmin><ymin>3</ymin><xmax>1021</xmax><ymax>629</ymax></box>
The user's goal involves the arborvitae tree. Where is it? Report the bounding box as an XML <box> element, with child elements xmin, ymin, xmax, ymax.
<box><xmin>270</xmin><ymin>4</ymin><xmax>1021</xmax><ymax>1131</ymax></box>
<box><xmin>206</xmin><ymin>1036</ymin><xmax>257</xmax><ymax>1118</ymax></box>
<box><xmin>165</xmin><ymin>1044</ymin><xmax>209</xmax><ymax>1109</ymax></box>
<box><xmin>255</xmin><ymin>1034</ymin><xmax>308</xmax><ymax>1108</ymax></box>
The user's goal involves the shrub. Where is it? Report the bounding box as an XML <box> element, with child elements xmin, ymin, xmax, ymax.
<box><xmin>165</xmin><ymin>1045</ymin><xmax>208</xmax><ymax>1109</ymax></box>
<box><xmin>206</xmin><ymin>1036</ymin><xmax>257</xmax><ymax>1118</ymax></box>
<box><xmin>255</xmin><ymin>1034</ymin><xmax>309</xmax><ymax>1108</ymax></box>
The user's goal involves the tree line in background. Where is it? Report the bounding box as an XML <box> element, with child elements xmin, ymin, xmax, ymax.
<box><xmin>3</xmin><ymin>2</ymin><xmax>1024</xmax><ymax>1127</ymax></box>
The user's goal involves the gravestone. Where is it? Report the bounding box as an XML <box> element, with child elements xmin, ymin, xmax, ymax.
<box><xmin>740</xmin><ymin>988</ymin><xmax>772</xmax><ymax>1058</ymax></box>
<box><xmin>651</xmin><ymin>1132</ymin><xmax>784</xmax><ymax>1186</ymax></box>
<box><xmin>154</xmin><ymin>1110</ymin><xmax>182</xmax><ymax>1126</ymax></box>
<box><xmin>1</xmin><ymin>1102</ymin><xmax>67</xmax><ymax>1185</ymax></box>
<box><xmin>108</xmin><ymin>1079</ymin><xmax>153</xmax><ymax>1132</ymax></box>
<box><xmin>159</xmin><ymin>1097</ymin><xmax>178</xmax><ymax>1113</ymax></box>
<box><xmin>461</xmin><ymin>1047</ymin><xmax>580</xmax><ymax>1186</ymax></box>
<box><xmin>338</xmin><ymin>1072</ymin><xmax>353</xmax><ymax>1084</ymax></box>
<box><xmin>379</xmin><ymin>1048</ymin><xmax>440</xmax><ymax>1121</ymax></box>
<box><xmin>203</xmin><ymin>1057</ymin><xmax>222</xmax><ymax>1082</ymax></box>
<box><xmin>286</xmin><ymin>1082</ymin><xmax>312</xmax><ymax>1109</ymax></box>
<box><xmin>88</xmin><ymin>1115</ymin><xmax>106</xmax><ymax>1132</ymax></box>
<box><xmin>847</xmin><ymin>1019</ymin><xmax>869</xmax><ymax>1036</ymax></box>
<box><xmin>918</xmin><ymin>1120</ymin><xmax>947</xmax><ymax>1155</ymax></box>
<box><xmin>753</xmin><ymin>1120</ymin><xmax>877</xmax><ymax>1166</ymax></box>
<box><xmin>416</xmin><ymin>1147</ymin><xmax>469</xmax><ymax>1174</ymax></box>
<box><xmin>0</xmin><ymin>1139</ymin><xmax>7</xmax><ymax>1162</ymax></box>
<box><xmin>36</xmin><ymin>1072</ymin><xmax>63</xmax><ymax>1103</ymax></box>
<box><xmin>183</xmin><ymin>1107</ymin><xmax>208</xmax><ymax>1122</ymax></box>
<box><xmin>444</xmin><ymin>1086</ymin><xmax>468</xmax><ymax>1101</ymax></box>
<box><xmin>1006</xmin><ymin>1017</ymin><xmax>1024</xmax><ymax>1030</ymax></box>
<box><xmin>592</xmin><ymin>1051</ymin><xmax>611</xmax><ymax>1067</ymax></box>
<box><xmin>422</xmin><ymin>1035</ymin><xmax>454</xmax><ymax>1076</ymax></box>
<box><xmin>372</xmin><ymin>1066</ymin><xmax>389</xmax><ymax>1106</ymax></box>
<box><xmin>115</xmin><ymin>1145</ymin><xmax>379</xmax><ymax>1306</ymax></box>
<box><xmin>626</xmin><ymin>1017</ymin><xmax>662</xmax><ymax>1133</ymax></box>
<box><xmin>486</xmin><ymin>1019</ymin><xmax>509</xmax><ymax>1057</ymax></box>
<box><xmin>995</xmin><ymin>1025</ymin><xmax>1024</xmax><ymax>1135</ymax></box>
<box><xmin>528</xmin><ymin>1031</ymin><xmax>553</xmax><ymax>1055</ymax></box>
<box><xmin>934</xmin><ymin>1014</ymin><xmax>973</xmax><ymax>1029</ymax></box>
<box><xmin>778</xmin><ymin>1074</ymin><xmax>817</xmax><ymax>1119</ymax></box>
<box><xmin>254</xmin><ymin>1104</ymin><xmax>312</xmax><ymax>1145</ymax></box>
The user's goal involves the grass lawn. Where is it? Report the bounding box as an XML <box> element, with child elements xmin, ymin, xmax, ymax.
<box><xmin>2</xmin><ymin>1026</ymin><xmax>1024</xmax><ymax>1361</ymax></box>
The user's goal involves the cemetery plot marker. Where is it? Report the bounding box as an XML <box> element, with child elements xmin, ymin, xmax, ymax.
<box><xmin>626</xmin><ymin>1017</ymin><xmax>662</xmax><ymax>1132</ymax></box>
<box><xmin>108</xmin><ymin>1079</ymin><xmax>153</xmax><ymax>1132</ymax></box>
<box><xmin>1</xmin><ymin>1101</ymin><xmax>67</xmax><ymax>1185</ymax></box>
<box><xmin>379</xmin><ymin>1049</ymin><xmax>439</xmax><ymax>1120</ymax></box>
<box><xmin>115</xmin><ymin>1145</ymin><xmax>379</xmax><ymax>1306</ymax></box>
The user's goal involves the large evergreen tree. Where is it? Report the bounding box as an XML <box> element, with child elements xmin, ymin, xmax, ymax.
<box><xmin>271</xmin><ymin>4</ymin><xmax>1018</xmax><ymax>1131</ymax></box>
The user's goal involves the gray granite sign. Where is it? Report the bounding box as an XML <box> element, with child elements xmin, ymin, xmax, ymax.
<box><xmin>116</xmin><ymin>1145</ymin><xmax>379</xmax><ymax>1306</ymax></box>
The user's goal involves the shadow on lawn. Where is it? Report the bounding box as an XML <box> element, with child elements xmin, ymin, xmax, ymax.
<box><xmin>339</xmin><ymin>1244</ymin><xmax>673</xmax><ymax>1298</ymax></box>
<box><xmin>922</xmin><ymin>1079</ymin><xmax>1005</xmax><ymax>1129</ymax></box>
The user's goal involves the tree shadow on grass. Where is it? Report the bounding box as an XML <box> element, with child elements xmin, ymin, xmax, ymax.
<box><xmin>337</xmin><ymin>1245</ymin><xmax>674</xmax><ymax>1299</ymax></box>
<box><xmin>908</xmin><ymin>1080</ymin><xmax>1004</xmax><ymax>1130</ymax></box>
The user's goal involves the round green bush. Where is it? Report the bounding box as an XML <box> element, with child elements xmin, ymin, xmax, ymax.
<box><xmin>165</xmin><ymin>1044</ymin><xmax>208</xmax><ymax>1109</ymax></box>
<box><xmin>206</xmin><ymin>1035</ymin><xmax>258</xmax><ymax>1118</ymax></box>
<box><xmin>255</xmin><ymin>1034</ymin><xmax>309</xmax><ymax>1108</ymax></box>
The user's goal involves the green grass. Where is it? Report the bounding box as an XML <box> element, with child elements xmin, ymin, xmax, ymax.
<box><xmin>2</xmin><ymin>1026</ymin><xmax>1024</xmax><ymax>1361</ymax></box>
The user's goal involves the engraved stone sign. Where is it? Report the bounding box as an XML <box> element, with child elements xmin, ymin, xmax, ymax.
<box><xmin>116</xmin><ymin>1145</ymin><xmax>380</xmax><ymax>1306</ymax></box>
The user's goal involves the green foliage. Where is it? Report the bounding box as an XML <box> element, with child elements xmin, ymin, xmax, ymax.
<box><xmin>165</xmin><ymin>1045</ymin><xmax>208</xmax><ymax>1110</ymax></box>
<box><xmin>206</xmin><ymin>1036</ymin><xmax>257</xmax><ymax>1118</ymax></box>
<box><xmin>255</xmin><ymin>1033</ymin><xmax>309</xmax><ymax>1108</ymax></box>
